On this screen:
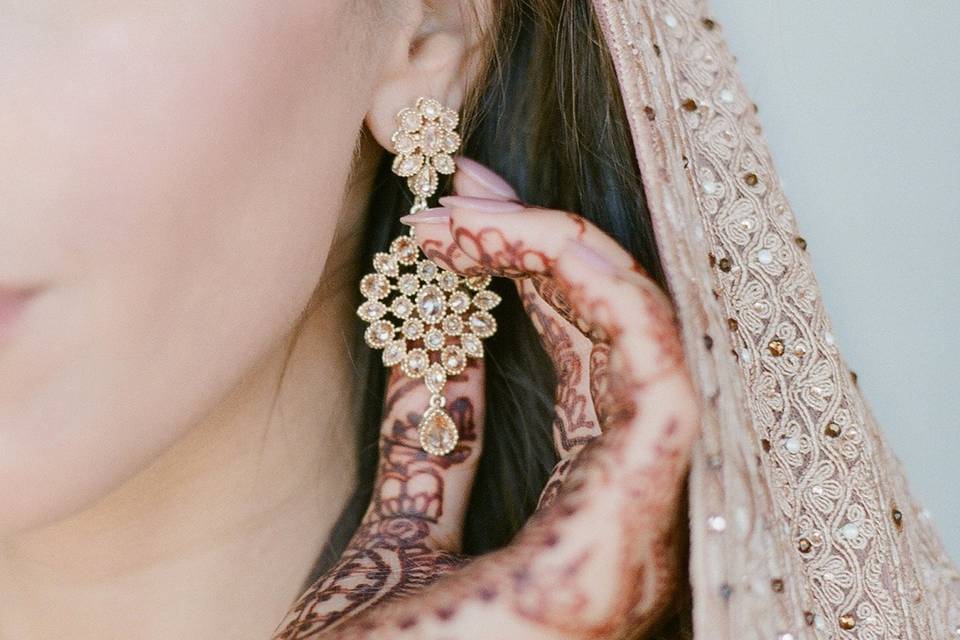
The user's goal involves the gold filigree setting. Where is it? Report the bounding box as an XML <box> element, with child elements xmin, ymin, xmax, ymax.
<box><xmin>358</xmin><ymin>236</ymin><xmax>500</xmax><ymax>455</ymax></box>
<box><xmin>358</xmin><ymin>97</ymin><xmax>497</xmax><ymax>456</ymax></box>
<box><xmin>390</xmin><ymin>97</ymin><xmax>461</xmax><ymax>209</ymax></box>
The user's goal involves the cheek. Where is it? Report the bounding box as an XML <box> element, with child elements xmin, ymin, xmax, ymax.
<box><xmin>0</xmin><ymin>3</ymin><xmax>368</xmax><ymax>532</ymax></box>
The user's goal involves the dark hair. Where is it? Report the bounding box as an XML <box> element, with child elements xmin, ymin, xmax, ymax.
<box><xmin>311</xmin><ymin>0</ymin><xmax>688</xmax><ymax>636</ymax></box>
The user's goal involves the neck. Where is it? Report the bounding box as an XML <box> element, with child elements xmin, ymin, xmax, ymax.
<box><xmin>0</xmin><ymin>277</ymin><xmax>360</xmax><ymax>639</ymax></box>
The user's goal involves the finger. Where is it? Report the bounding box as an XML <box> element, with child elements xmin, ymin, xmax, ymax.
<box><xmin>449</xmin><ymin>159</ymin><xmax>604</xmax><ymax>462</ymax></box>
<box><xmin>327</xmin><ymin>248</ymin><xmax>699</xmax><ymax>639</ymax></box>
<box><xmin>353</xmin><ymin>310</ymin><xmax>483</xmax><ymax>552</ymax></box>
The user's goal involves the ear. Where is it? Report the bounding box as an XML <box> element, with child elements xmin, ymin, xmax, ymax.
<box><xmin>365</xmin><ymin>0</ymin><xmax>492</xmax><ymax>150</ymax></box>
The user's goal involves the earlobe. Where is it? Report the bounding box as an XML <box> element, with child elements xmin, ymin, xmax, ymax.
<box><xmin>364</xmin><ymin>0</ymin><xmax>489</xmax><ymax>151</ymax></box>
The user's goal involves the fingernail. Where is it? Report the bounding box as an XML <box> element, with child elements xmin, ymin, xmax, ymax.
<box><xmin>454</xmin><ymin>156</ymin><xmax>518</xmax><ymax>200</ymax></box>
<box><xmin>564</xmin><ymin>239</ymin><xmax>618</xmax><ymax>275</ymax></box>
<box><xmin>400</xmin><ymin>206</ymin><xmax>450</xmax><ymax>225</ymax></box>
<box><xmin>438</xmin><ymin>195</ymin><xmax>525</xmax><ymax>213</ymax></box>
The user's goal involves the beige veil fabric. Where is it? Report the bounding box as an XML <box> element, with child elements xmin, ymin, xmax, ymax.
<box><xmin>589</xmin><ymin>0</ymin><xmax>960</xmax><ymax>637</ymax></box>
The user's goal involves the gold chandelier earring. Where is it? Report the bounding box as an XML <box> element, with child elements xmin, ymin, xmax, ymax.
<box><xmin>356</xmin><ymin>97</ymin><xmax>501</xmax><ymax>456</ymax></box>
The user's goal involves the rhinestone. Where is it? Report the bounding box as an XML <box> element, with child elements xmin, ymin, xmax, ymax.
<box><xmin>392</xmin><ymin>153</ymin><xmax>423</xmax><ymax>178</ymax></box>
<box><xmin>740</xmin><ymin>348</ymin><xmax>753</xmax><ymax>363</ymax></box>
<box><xmin>409</xmin><ymin>165</ymin><xmax>438</xmax><ymax>197</ymax></box>
<box><xmin>744</xmin><ymin>172</ymin><xmax>759</xmax><ymax>186</ymax></box>
<box><xmin>727</xmin><ymin>317</ymin><xmax>739</xmax><ymax>331</ymax></box>
<box><xmin>397</xmin><ymin>107</ymin><xmax>422</xmax><ymax>132</ymax></box>
<box><xmin>461</xmin><ymin>333</ymin><xmax>483</xmax><ymax>358</ymax></box>
<box><xmin>391</xmin><ymin>131</ymin><xmax>417</xmax><ymax>155</ymax></box>
<box><xmin>803</xmin><ymin>612</ymin><xmax>815</xmax><ymax>626</ymax></box>
<box><xmin>365</xmin><ymin>320</ymin><xmax>394</xmax><ymax>348</ymax></box>
<box><xmin>419</xmin><ymin>407</ymin><xmax>458</xmax><ymax>456</ymax></box>
<box><xmin>719</xmin><ymin>89</ymin><xmax>734</xmax><ymax>103</ymax></box>
<box><xmin>424</xmin><ymin>363</ymin><xmax>447</xmax><ymax>394</ymax></box>
<box><xmin>441</xmin><ymin>131</ymin><xmax>461</xmax><ymax>154</ymax></box>
<box><xmin>757</xmin><ymin>248</ymin><xmax>773</xmax><ymax>264</ymax></box>
<box><xmin>360</xmin><ymin>273</ymin><xmax>390</xmax><ymax>300</ymax></box>
<box><xmin>420</xmin><ymin>124</ymin><xmax>442</xmax><ymax>156</ymax></box>
<box><xmin>357</xmin><ymin>300</ymin><xmax>386</xmax><ymax>321</ymax></box>
<box><xmin>442</xmin><ymin>315</ymin><xmax>463</xmax><ymax>335</ymax></box>
<box><xmin>373</xmin><ymin>252</ymin><xmax>400</xmax><ymax>276</ymax></box>
<box><xmin>398</xmin><ymin>274</ymin><xmax>420</xmax><ymax>296</ymax></box>
<box><xmin>417</xmin><ymin>285</ymin><xmax>445</xmax><ymax>323</ymax></box>
<box><xmin>439</xmin><ymin>108</ymin><xmax>459</xmax><ymax>130</ymax></box>
<box><xmin>664</xmin><ymin>13</ymin><xmax>678</xmax><ymax>28</ymax></box>
<box><xmin>761</xmin><ymin>438</ymin><xmax>771</xmax><ymax>452</ymax></box>
<box><xmin>811</xmin><ymin>485</ymin><xmax>824</xmax><ymax>496</ymax></box>
<box><xmin>795</xmin><ymin>236</ymin><xmax>807</xmax><ymax>250</ymax></box>
<box><xmin>824</xmin><ymin>330</ymin><xmax>835</xmax><ymax>346</ymax></box>
<box><xmin>809</xmin><ymin>530</ymin><xmax>823</xmax><ymax>545</ymax></box>
<box><xmin>464</xmin><ymin>274</ymin><xmax>491</xmax><ymax>290</ymax></box>
<box><xmin>682</xmin><ymin>98</ymin><xmax>698</xmax><ymax>111</ymax></box>
<box><xmin>391</xmin><ymin>296</ymin><xmax>413</xmax><ymax>319</ymax></box>
<box><xmin>402</xmin><ymin>318</ymin><xmax>424</xmax><ymax>340</ymax></box>
<box><xmin>777</xmin><ymin>634</ymin><xmax>793</xmax><ymax>640</ymax></box>
<box><xmin>441</xmin><ymin>344</ymin><xmax>467</xmax><ymax>375</ymax></box>
<box><xmin>702</xmin><ymin>17</ymin><xmax>716</xmax><ymax>29</ymax></box>
<box><xmin>472</xmin><ymin>290</ymin><xmax>502</xmax><ymax>311</ymax></box>
<box><xmin>417</xmin><ymin>261</ymin><xmax>439</xmax><ymax>282</ymax></box>
<box><xmin>839</xmin><ymin>614</ymin><xmax>856</xmax><ymax>630</ymax></box>
<box><xmin>840</xmin><ymin>523</ymin><xmax>859</xmax><ymax>540</ymax></box>
<box><xmin>797</xmin><ymin>538</ymin><xmax>812</xmax><ymax>553</ymax></box>
<box><xmin>401</xmin><ymin>348</ymin><xmax>429</xmax><ymax>378</ymax></box>
<box><xmin>436</xmin><ymin>270</ymin><xmax>459</xmax><ymax>291</ymax></box>
<box><xmin>784</xmin><ymin>437</ymin><xmax>801</xmax><ymax>454</ymax></box>
<box><xmin>382</xmin><ymin>340</ymin><xmax>406</xmax><ymax>366</ymax></box>
<box><xmin>767</xmin><ymin>339</ymin><xmax>784</xmax><ymax>356</ymax></box>
<box><xmin>824</xmin><ymin>422</ymin><xmax>842</xmax><ymax>438</ymax></box>
<box><xmin>433</xmin><ymin>153</ymin><xmax>455</xmax><ymax>175</ymax></box>
<box><xmin>702</xmin><ymin>180</ymin><xmax>719</xmax><ymax>194</ymax></box>
<box><xmin>793</xmin><ymin>344</ymin><xmax>806</xmax><ymax>356</ymax></box>
<box><xmin>391</xmin><ymin>236</ymin><xmax>419</xmax><ymax>265</ymax></box>
<box><xmin>771</xmin><ymin>578</ymin><xmax>784</xmax><ymax>593</ymax></box>
<box><xmin>468</xmin><ymin>311</ymin><xmax>497</xmax><ymax>338</ymax></box>
<box><xmin>417</xmin><ymin>97</ymin><xmax>443</xmax><ymax>120</ymax></box>
<box><xmin>447</xmin><ymin>290</ymin><xmax>471</xmax><ymax>314</ymax></box>
<box><xmin>707</xmin><ymin>515</ymin><xmax>727</xmax><ymax>532</ymax></box>
<box><xmin>424</xmin><ymin>328</ymin><xmax>445</xmax><ymax>351</ymax></box>
<box><xmin>717</xmin><ymin>257</ymin><xmax>731</xmax><ymax>272</ymax></box>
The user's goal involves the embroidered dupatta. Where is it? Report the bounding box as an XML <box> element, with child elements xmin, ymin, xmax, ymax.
<box><xmin>590</xmin><ymin>0</ymin><xmax>960</xmax><ymax>637</ymax></box>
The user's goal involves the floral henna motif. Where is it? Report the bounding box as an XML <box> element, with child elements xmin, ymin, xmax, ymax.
<box><xmin>451</xmin><ymin>226</ymin><xmax>555</xmax><ymax>278</ymax></box>
<box><xmin>277</xmin><ymin>207</ymin><xmax>697</xmax><ymax>639</ymax></box>
<box><xmin>273</xmin><ymin>371</ymin><xmax>479</xmax><ymax>639</ymax></box>
<box><xmin>520</xmin><ymin>286</ymin><xmax>597</xmax><ymax>454</ymax></box>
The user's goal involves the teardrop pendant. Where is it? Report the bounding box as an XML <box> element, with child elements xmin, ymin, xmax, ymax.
<box><xmin>418</xmin><ymin>403</ymin><xmax>459</xmax><ymax>456</ymax></box>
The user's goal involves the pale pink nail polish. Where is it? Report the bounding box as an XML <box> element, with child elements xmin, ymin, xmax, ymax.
<box><xmin>400</xmin><ymin>206</ymin><xmax>450</xmax><ymax>225</ymax></box>
<box><xmin>564</xmin><ymin>239</ymin><xmax>618</xmax><ymax>275</ymax></box>
<box><xmin>454</xmin><ymin>156</ymin><xmax>518</xmax><ymax>200</ymax></box>
<box><xmin>438</xmin><ymin>195</ymin><xmax>525</xmax><ymax>213</ymax></box>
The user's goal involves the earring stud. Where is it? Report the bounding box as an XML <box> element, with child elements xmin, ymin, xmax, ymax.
<box><xmin>356</xmin><ymin>97</ymin><xmax>501</xmax><ymax>456</ymax></box>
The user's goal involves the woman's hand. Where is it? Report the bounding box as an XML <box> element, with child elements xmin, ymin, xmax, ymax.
<box><xmin>273</xmin><ymin>157</ymin><xmax>701</xmax><ymax>639</ymax></box>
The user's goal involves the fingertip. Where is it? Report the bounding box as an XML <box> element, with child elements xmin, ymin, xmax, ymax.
<box><xmin>453</xmin><ymin>156</ymin><xmax>519</xmax><ymax>200</ymax></box>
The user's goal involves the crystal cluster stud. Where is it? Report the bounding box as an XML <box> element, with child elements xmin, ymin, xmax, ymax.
<box><xmin>357</xmin><ymin>97</ymin><xmax>499</xmax><ymax>456</ymax></box>
<box><xmin>390</xmin><ymin>97</ymin><xmax>461</xmax><ymax>210</ymax></box>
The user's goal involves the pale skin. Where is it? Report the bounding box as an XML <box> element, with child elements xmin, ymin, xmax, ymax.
<box><xmin>0</xmin><ymin>1</ymin><xmax>699</xmax><ymax>639</ymax></box>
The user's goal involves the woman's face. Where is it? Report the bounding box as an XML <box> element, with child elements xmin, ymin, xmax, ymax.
<box><xmin>0</xmin><ymin>1</ymin><xmax>381</xmax><ymax>533</ymax></box>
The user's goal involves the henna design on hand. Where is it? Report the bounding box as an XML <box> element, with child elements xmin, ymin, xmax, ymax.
<box><xmin>276</xmin><ymin>191</ymin><xmax>699</xmax><ymax>640</ymax></box>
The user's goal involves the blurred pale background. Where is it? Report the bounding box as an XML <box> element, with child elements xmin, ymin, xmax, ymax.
<box><xmin>710</xmin><ymin>0</ymin><xmax>960</xmax><ymax>559</ymax></box>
